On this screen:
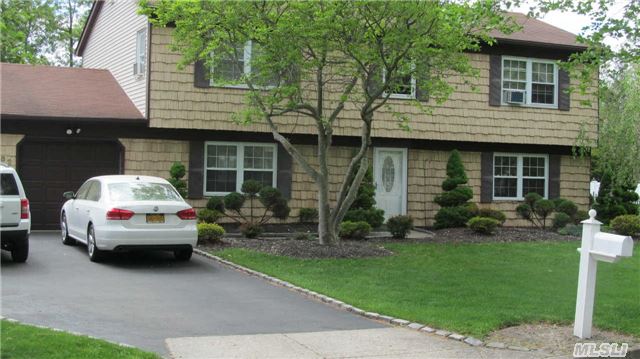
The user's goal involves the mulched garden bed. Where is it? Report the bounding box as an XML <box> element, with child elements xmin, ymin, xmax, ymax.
<box><xmin>199</xmin><ymin>226</ymin><xmax>581</xmax><ymax>259</ymax></box>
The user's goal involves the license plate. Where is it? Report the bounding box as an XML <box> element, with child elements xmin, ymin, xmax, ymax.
<box><xmin>146</xmin><ymin>214</ymin><xmax>165</xmax><ymax>224</ymax></box>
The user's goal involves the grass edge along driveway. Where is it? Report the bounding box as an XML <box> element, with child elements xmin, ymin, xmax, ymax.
<box><xmin>212</xmin><ymin>241</ymin><xmax>640</xmax><ymax>339</ymax></box>
<box><xmin>1</xmin><ymin>320</ymin><xmax>160</xmax><ymax>359</ymax></box>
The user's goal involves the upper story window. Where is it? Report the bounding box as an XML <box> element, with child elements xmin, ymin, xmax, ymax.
<box><xmin>383</xmin><ymin>68</ymin><xmax>416</xmax><ymax>99</ymax></box>
<box><xmin>493</xmin><ymin>153</ymin><xmax>548</xmax><ymax>200</ymax></box>
<box><xmin>204</xmin><ymin>142</ymin><xmax>277</xmax><ymax>195</ymax></box>
<box><xmin>134</xmin><ymin>28</ymin><xmax>147</xmax><ymax>77</ymax></box>
<box><xmin>210</xmin><ymin>41</ymin><xmax>276</xmax><ymax>88</ymax></box>
<box><xmin>501</xmin><ymin>57</ymin><xmax>557</xmax><ymax>108</ymax></box>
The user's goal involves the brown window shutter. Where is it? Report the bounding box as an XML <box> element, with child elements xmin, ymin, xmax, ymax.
<box><xmin>276</xmin><ymin>144</ymin><xmax>293</xmax><ymax>199</ymax></box>
<box><xmin>480</xmin><ymin>152</ymin><xmax>494</xmax><ymax>203</ymax></box>
<box><xmin>366</xmin><ymin>65</ymin><xmax>383</xmax><ymax>98</ymax></box>
<box><xmin>194</xmin><ymin>60</ymin><xmax>210</xmax><ymax>88</ymax></box>
<box><xmin>188</xmin><ymin>141</ymin><xmax>204</xmax><ymax>199</ymax></box>
<box><xmin>548</xmin><ymin>155</ymin><xmax>561</xmax><ymax>199</ymax></box>
<box><xmin>558</xmin><ymin>69</ymin><xmax>570</xmax><ymax>111</ymax></box>
<box><xmin>415</xmin><ymin>85</ymin><xmax>428</xmax><ymax>102</ymax></box>
<box><xmin>489</xmin><ymin>55</ymin><xmax>502</xmax><ymax>107</ymax></box>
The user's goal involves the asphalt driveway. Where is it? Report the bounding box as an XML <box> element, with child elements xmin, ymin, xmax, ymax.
<box><xmin>1</xmin><ymin>232</ymin><xmax>381</xmax><ymax>356</ymax></box>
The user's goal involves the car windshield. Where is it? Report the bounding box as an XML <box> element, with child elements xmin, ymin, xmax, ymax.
<box><xmin>108</xmin><ymin>182</ymin><xmax>182</xmax><ymax>202</ymax></box>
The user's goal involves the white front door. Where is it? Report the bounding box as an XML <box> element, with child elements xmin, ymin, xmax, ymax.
<box><xmin>374</xmin><ymin>148</ymin><xmax>407</xmax><ymax>219</ymax></box>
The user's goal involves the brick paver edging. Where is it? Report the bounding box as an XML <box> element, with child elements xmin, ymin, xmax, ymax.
<box><xmin>0</xmin><ymin>316</ymin><xmax>136</xmax><ymax>349</ymax></box>
<box><xmin>193</xmin><ymin>248</ymin><xmax>535</xmax><ymax>352</ymax></box>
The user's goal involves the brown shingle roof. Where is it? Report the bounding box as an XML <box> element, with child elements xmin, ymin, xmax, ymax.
<box><xmin>0</xmin><ymin>63</ymin><xmax>144</xmax><ymax>121</ymax></box>
<box><xmin>492</xmin><ymin>12</ymin><xmax>586</xmax><ymax>50</ymax></box>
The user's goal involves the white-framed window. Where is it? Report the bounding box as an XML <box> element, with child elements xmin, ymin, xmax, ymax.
<box><xmin>204</xmin><ymin>142</ymin><xmax>277</xmax><ymax>195</ymax></box>
<box><xmin>209</xmin><ymin>41</ymin><xmax>276</xmax><ymax>88</ymax></box>
<box><xmin>133</xmin><ymin>28</ymin><xmax>147</xmax><ymax>77</ymax></box>
<box><xmin>501</xmin><ymin>56</ymin><xmax>557</xmax><ymax>108</ymax></box>
<box><xmin>382</xmin><ymin>69</ymin><xmax>416</xmax><ymax>99</ymax></box>
<box><xmin>493</xmin><ymin>153</ymin><xmax>548</xmax><ymax>200</ymax></box>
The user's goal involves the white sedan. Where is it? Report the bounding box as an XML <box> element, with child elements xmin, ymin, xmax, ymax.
<box><xmin>60</xmin><ymin>175</ymin><xmax>197</xmax><ymax>262</ymax></box>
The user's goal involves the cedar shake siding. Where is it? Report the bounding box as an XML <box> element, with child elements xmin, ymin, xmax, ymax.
<box><xmin>148</xmin><ymin>26</ymin><xmax>598</xmax><ymax>147</ymax></box>
<box><xmin>0</xmin><ymin>134</ymin><xmax>23</xmax><ymax>168</ymax></box>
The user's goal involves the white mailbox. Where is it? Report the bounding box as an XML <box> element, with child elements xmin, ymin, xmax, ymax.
<box><xmin>591</xmin><ymin>232</ymin><xmax>634</xmax><ymax>263</ymax></box>
<box><xmin>574</xmin><ymin>209</ymin><xmax>635</xmax><ymax>339</ymax></box>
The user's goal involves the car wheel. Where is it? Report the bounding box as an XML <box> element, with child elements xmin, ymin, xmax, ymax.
<box><xmin>87</xmin><ymin>225</ymin><xmax>103</xmax><ymax>262</ymax></box>
<box><xmin>174</xmin><ymin>248</ymin><xmax>192</xmax><ymax>261</ymax></box>
<box><xmin>61</xmin><ymin>212</ymin><xmax>75</xmax><ymax>246</ymax></box>
<box><xmin>11</xmin><ymin>234</ymin><xmax>29</xmax><ymax>263</ymax></box>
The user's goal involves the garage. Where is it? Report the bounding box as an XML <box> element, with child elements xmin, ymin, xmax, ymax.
<box><xmin>17</xmin><ymin>139</ymin><xmax>122</xmax><ymax>230</ymax></box>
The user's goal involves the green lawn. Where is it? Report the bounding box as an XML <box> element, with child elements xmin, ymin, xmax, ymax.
<box><xmin>0</xmin><ymin>320</ymin><xmax>159</xmax><ymax>359</ymax></box>
<box><xmin>214</xmin><ymin>241</ymin><xmax>640</xmax><ymax>338</ymax></box>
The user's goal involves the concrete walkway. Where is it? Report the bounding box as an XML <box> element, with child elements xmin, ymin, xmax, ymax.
<box><xmin>166</xmin><ymin>328</ymin><xmax>569</xmax><ymax>359</ymax></box>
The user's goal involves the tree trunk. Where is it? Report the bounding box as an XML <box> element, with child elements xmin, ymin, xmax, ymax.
<box><xmin>318</xmin><ymin>177</ymin><xmax>335</xmax><ymax>245</ymax></box>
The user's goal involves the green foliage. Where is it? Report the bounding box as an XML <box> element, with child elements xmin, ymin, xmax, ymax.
<box><xmin>552</xmin><ymin>212</ymin><xmax>572</xmax><ymax>230</ymax></box>
<box><xmin>240</xmin><ymin>222</ymin><xmax>263</xmax><ymax>239</ymax></box>
<box><xmin>554</xmin><ymin>198</ymin><xmax>578</xmax><ymax>218</ymax></box>
<box><xmin>610</xmin><ymin>215</ymin><xmax>640</xmax><ymax>237</ymax></box>
<box><xmin>516</xmin><ymin>193</ymin><xmax>555</xmax><ymax>229</ymax></box>
<box><xmin>298</xmin><ymin>208</ymin><xmax>318</xmax><ymax>223</ymax></box>
<box><xmin>339</xmin><ymin>221</ymin><xmax>371</xmax><ymax>240</ymax></box>
<box><xmin>224</xmin><ymin>192</ymin><xmax>245</xmax><ymax>212</ymax></box>
<box><xmin>558</xmin><ymin>224</ymin><xmax>583</xmax><ymax>237</ymax></box>
<box><xmin>477</xmin><ymin>208</ymin><xmax>506</xmax><ymax>225</ymax></box>
<box><xmin>593</xmin><ymin>171</ymin><xmax>639</xmax><ymax>224</ymax></box>
<box><xmin>197</xmin><ymin>223</ymin><xmax>225</xmax><ymax>243</ymax></box>
<box><xmin>345</xmin><ymin>166</ymin><xmax>384</xmax><ymax>228</ymax></box>
<box><xmin>465</xmin><ymin>202</ymin><xmax>480</xmax><ymax>217</ymax></box>
<box><xmin>343</xmin><ymin>208</ymin><xmax>385</xmax><ymax>229</ymax></box>
<box><xmin>197</xmin><ymin>208</ymin><xmax>221</xmax><ymax>224</ymax></box>
<box><xmin>575</xmin><ymin>210</ymin><xmax>590</xmax><ymax>223</ymax></box>
<box><xmin>167</xmin><ymin>162</ymin><xmax>187</xmax><ymax>198</ymax></box>
<box><xmin>434</xmin><ymin>206</ymin><xmax>474</xmax><ymax>229</ymax></box>
<box><xmin>467</xmin><ymin>216</ymin><xmax>500</xmax><ymax>234</ymax></box>
<box><xmin>434</xmin><ymin>150</ymin><xmax>474</xmax><ymax>229</ymax></box>
<box><xmin>386</xmin><ymin>215</ymin><xmax>414</xmax><ymax>239</ymax></box>
<box><xmin>206</xmin><ymin>197</ymin><xmax>225</xmax><ymax>212</ymax></box>
<box><xmin>293</xmin><ymin>232</ymin><xmax>313</xmax><ymax>241</ymax></box>
<box><xmin>434</xmin><ymin>186</ymin><xmax>473</xmax><ymax>207</ymax></box>
<box><xmin>241</xmin><ymin>180</ymin><xmax>263</xmax><ymax>196</ymax></box>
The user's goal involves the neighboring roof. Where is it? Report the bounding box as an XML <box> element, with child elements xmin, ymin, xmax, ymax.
<box><xmin>75</xmin><ymin>0</ymin><xmax>103</xmax><ymax>57</ymax></box>
<box><xmin>492</xmin><ymin>12</ymin><xmax>587</xmax><ymax>50</ymax></box>
<box><xmin>0</xmin><ymin>63</ymin><xmax>144</xmax><ymax>121</ymax></box>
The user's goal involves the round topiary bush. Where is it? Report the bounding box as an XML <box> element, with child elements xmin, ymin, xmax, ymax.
<box><xmin>197</xmin><ymin>223</ymin><xmax>225</xmax><ymax>243</ymax></box>
<box><xmin>386</xmin><ymin>215</ymin><xmax>414</xmax><ymax>239</ymax></box>
<box><xmin>552</xmin><ymin>212</ymin><xmax>572</xmax><ymax>230</ymax></box>
<box><xmin>554</xmin><ymin>198</ymin><xmax>578</xmax><ymax>218</ymax></box>
<box><xmin>206</xmin><ymin>197</ymin><xmax>225</xmax><ymax>212</ymax></box>
<box><xmin>240</xmin><ymin>222</ymin><xmax>263</xmax><ymax>238</ymax></box>
<box><xmin>224</xmin><ymin>192</ymin><xmax>245</xmax><ymax>212</ymax></box>
<box><xmin>298</xmin><ymin>208</ymin><xmax>319</xmax><ymax>223</ymax></box>
<box><xmin>610</xmin><ymin>215</ymin><xmax>640</xmax><ymax>236</ymax></box>
<box><xmin>339</xmin><ymin>221</ymin><xmax>371</xmax><ymax>240</ymax></box>
<box><xmin>343</xmin><ymin>208</ymin><xmax>385</xmax><ymax>228</ymax></box>
<box><xmin>197</xmin><ymin>208</ymin><xmax>221</xmax><ymax>224</ymax></box>
<box><xmin>434</xmin><ymin>206</ymin><xmax>473</xmax><ymax>229</ymax></box>
<box><xmin>241</xmin><ymin>180</ymin><xmax>263</xmax><ymax>196</ymax></box>
<box><xmin>467</xmin><ymin>216</ymin><xmax>500</xmax><ymax>234</ymax></box>
<box><xmin>477</xmin><ymin>208</ymin><xmax>506</xmax><ymax>225</ymax></box>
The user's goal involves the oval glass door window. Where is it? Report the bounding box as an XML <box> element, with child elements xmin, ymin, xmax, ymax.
<box><xmin>382</xmin><ymin>156</ymin><xmax>395</xmax><ymax>192</ymax></box>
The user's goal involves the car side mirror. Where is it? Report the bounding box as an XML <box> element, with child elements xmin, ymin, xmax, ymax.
<box><xmin>63</xmin><ymin>191</ymin><xmax>75</xmax><ymax>200</ymax></box>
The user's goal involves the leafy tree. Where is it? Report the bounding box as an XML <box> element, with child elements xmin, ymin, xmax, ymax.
<box><xmin>593</xmin><ymin>171</ymin><xmax>639</xmax><ymax>224</ymax></box>
<box><xmin>0</xmin><ymin>0</ymin><xmax>60</xmax><ymax>64</ymax></box>
<box><xmin>141</xmin><ymin>0</ymin><xmax>516</xmax><ymax>244</ymax></box>
<box><xmin>434</xmin><ymin>150</ymin><xmax>474</xmax><ymax>229</ymax></box>
<box><xmin>54</xmin><ymin>0</ymin><xmax>92</xmax><ymax>67</ymax></box>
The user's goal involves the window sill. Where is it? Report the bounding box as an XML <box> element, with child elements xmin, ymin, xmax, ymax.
<box><xmin>208</xmin><ymin>83</ymin><xmax>276</xmax><ymax>90</ymax></box>
<box><xmin>492</xmin><ymin>197</ymin><xmax>548</xmax><ymax>201</ymax></box>
<box><xmin>500</xmin><ymin>103</ymin><xmax>558</xmax><ymax>110</ymax></box>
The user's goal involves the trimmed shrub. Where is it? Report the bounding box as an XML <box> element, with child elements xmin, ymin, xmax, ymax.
<box><xmin>465</xmin><ymin>202</ymin><xmax>480</xmax><ymax>217</ymax></box>
<box><xmin>298</xmin><ymin>208</ymin><xmax>319</xmax><ymax>223</ymax></box>
<box><xmin>197</xmin><ymin>223</ymin><xmax>225</xmax><ymax>243</ymax></box>
<box><xmin>593</xmin><ymin>172</ymin><xmax>639</xmax><ymax>223</ymax></box>
<box><xmin>467</xmin><ymin>216</ymin><xmax>500</xmax><ymax>234</ymax></box>
<box><xmin>434</xmin><ymin>206</ymin><xmax>473</xmax><ymax>229</ymax></box>
<box><xmin>434</xmin><ymin>150</ymin><xmax>474</xmax><ymax>229</ymax></box>
<box><xmin>197</xmin><ymin>208</ymin><xmax>221</xmax><ymax>224</ymax></box>
<box><xmin>554</xmin><ymin>198</ymin><xmax>578</xmax><ymax>218</ymax></box>
<box><xmin>241</xmin><ymin>179</ymin><xmax>263</xmax><ymax>196</ymax></box>
<box><xmin>339</xmin><ymin>221</ymin><xmax>371</xmax><ymax>240</ymax></box>
<box><xmin>552</xmin><ymin>212</ymin><xmax>572</xmax><ymax>230</ymax></box>
<box><xmin>240</xmin><ymin>222</ymin><xmax>263</xmax><ymax>238</ymax></box>
<box><xmin>534</xmin><ymin>199</ymin><xmax>555</xmax><ymax>225</ymax></box>
<box><xmin>610</xmin><ymin>215</ymin><xmax>640</xmax><ymax>236</ymax></box>
<box><xmin>386</xmin><ymin>215</ymin><xmax>414</xmax><ymax>239</ymax></box>
<box><xmin>558</xmin><ymin>224</ymin><xmax>582</xmax><ymax>237</ymax></box>
<box><xmin>516</xmin><ymin>193</ymin><xmax>555</xmax><ymax>229</ymax></box>
<box><xmin>477</xmin><ymin>208</ymin><xmax>506</xmax><ymax>225</ymax></box>
<box><xmin>345</xmin><ymin>166</ymin><xmax>385</xmax><ymax>228</ymax></box>
<box><xmin>224</xmin><ymin>192</ymin><xmax>245</xmax><ymax>212</ymax></box>
<box><xmin>343</xmin><ymin>208</ymin><xmax>385</xmax><ymax>228</ymax></box>
<box><xmin>575</xmin><ymin>210</ymin><xmax>590</xmax><ymax>223</ymax></box>
<box><xmin>293</xmin><ymin>232</ymin><xmax>313</xmax><ymax>241</ymax></box>
<box><xmin>206</xmin><ymin>197</ymin><xmax>225</xmax><ymax>212</ymax></box>
<box><xmin>167</xmin><ymin>162</ymin><xmax>187</xmax><ymax>198</ymax></box>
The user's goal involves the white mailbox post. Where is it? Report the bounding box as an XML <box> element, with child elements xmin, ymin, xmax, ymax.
<box><xmin>574</xmin><ymin>209</ymin><xmax>634</xmax><ymax>339</ymax></box>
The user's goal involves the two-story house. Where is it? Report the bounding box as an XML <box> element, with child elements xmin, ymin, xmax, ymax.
<box><xmin>0</xmin><ymin>0</ymin><xmax>596</xmax><ymax>230</ymax></box>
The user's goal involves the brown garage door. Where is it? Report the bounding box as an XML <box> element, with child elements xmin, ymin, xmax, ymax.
<box><xmin>18</xmin><ymin>140</ymin><xmax>121</xmax><ymax>230</ymax></box>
